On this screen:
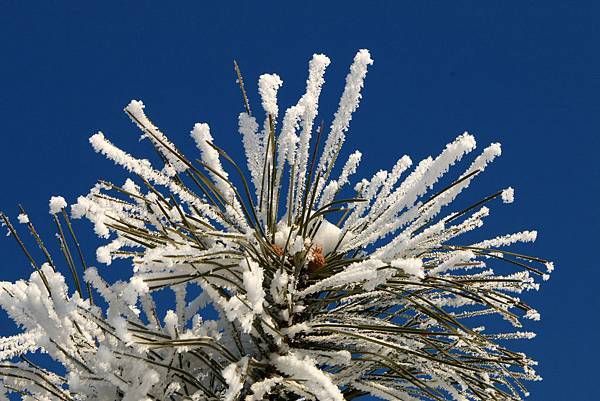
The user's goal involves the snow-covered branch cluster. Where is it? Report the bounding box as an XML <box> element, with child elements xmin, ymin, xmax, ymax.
<box><xmin>0</xmin><ymin>50</ymin><xmax>552</xmax><ymax>401</ymax></box>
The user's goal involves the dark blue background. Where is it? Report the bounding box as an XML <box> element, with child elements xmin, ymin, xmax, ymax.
<box><xmin>0</xmin><ymin>2</ymin><xmax>598</xmax><ymax>400</ymax></box>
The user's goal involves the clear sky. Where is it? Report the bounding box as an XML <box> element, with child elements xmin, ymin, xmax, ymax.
<box><xmin>0</xmin><ymin>2</ymin><xmax>598</xmax><ymax>400</ymax></box>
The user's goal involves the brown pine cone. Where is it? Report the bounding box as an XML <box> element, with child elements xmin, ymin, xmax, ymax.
<box><xmin>308</xmin><ymin>245</ymin><xmax>326</xmax><ymax>273</ymax></box>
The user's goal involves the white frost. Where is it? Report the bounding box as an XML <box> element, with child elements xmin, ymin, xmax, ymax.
<box><xmin>501</xmin><ymin>187</ymin><xmax>515</xmax><ymax>203</ymax></box>
<box><xmin>49</xmin><ymin>196</ymin><xmax>67</xmax><ymax>214</ymax></box>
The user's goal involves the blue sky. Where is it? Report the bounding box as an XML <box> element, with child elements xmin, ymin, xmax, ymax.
<box><xmin>0</xmin><ymin>2</ymin><xmax>598</xmax><ymax>400</ymax></box>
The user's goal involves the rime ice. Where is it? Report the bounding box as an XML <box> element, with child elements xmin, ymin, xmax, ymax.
<box><xmin>48</xmin><ymin>195</ymin><xmax>67</xmax><ymax>214</ymax></box>
<box><xmin>0</xmin><ymin>50</ymin><xmax>552</xmax><ymax>401</ymax></box>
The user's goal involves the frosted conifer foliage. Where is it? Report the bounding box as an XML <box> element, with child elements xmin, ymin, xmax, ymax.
<box><xmin>0</xmin><ymin>50</ymin><xmax>553</xmax><ymax>401</ymax></box>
